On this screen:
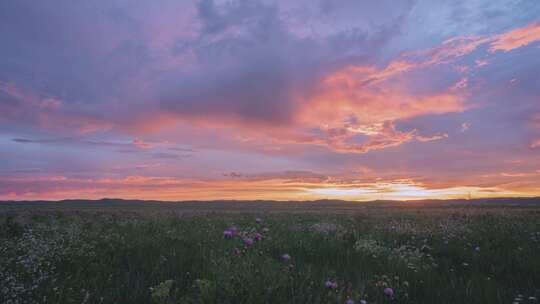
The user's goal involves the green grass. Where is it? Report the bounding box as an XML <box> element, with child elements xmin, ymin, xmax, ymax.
<box><xmin>1</xmin><ymin>207</ymin><xmax>539</xmax><ymax>304</ymax></box>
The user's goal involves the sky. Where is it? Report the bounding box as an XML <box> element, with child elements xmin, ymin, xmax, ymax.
<box><xmin>1</xmin><ymin>0</ymin><xmax>540</xmax><ymax>201</ymax></box>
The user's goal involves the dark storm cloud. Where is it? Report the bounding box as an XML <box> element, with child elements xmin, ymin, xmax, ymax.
<box><xmin>157</xmin><ymin>0</ymin><xmax>409</xmax><ymax>126</ymax></box>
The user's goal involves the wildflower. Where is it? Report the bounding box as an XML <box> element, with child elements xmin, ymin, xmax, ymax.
<box><xmin>383</xmin><ymin>287</ymin><xmax>394</xmax><ymax>298</ymax></box>
<box><xmin>254</xmin><ymin>233</ymin><xmax>263</xmax><ymax>241</ymax></box>
<box><xmin>474</xmin><ymin>246</ymin><xmax>480</xmax><ymax>252</ymax></box>
<box><xmin>346</xmin><ymin>299</ymin><xmax>355</xmax><ymax>304</ymax></box>
<box><xmin>280</xmin><ymin>254</ymin><xmax>291</xmax><ymax>262</ymax></box>
<box><xmin>325</xmin><ymin>280</ymin><xmax>338</xmax><ymax>289</ymax></box>
<box><xmin>228</xmin><ymin>226</ymin><xmax>239</xmax><ymax>236</ymax></box>
<box><xmin>223</xmin><ymin>230</ymin><xmax>234</xmax><ymax>239</ymax></box>
<box><xmin>243</xmin><ymin>238</ymin><xmax>254</xmax><ymax>247</ymax></box>
<box><xmin>255</xmin><ymin>218</ymin><xmax>263</xmax><ymax>224</ymax></box>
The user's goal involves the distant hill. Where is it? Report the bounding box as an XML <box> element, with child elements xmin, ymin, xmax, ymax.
<box><xmin>1</xmin><ymin>197</ymin><xmax>540</xmax><ymax>209</ymax></box>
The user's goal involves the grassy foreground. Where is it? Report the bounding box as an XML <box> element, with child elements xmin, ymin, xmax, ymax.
<box><xmin>1</xmin><ymin>202</ymin><xmax>539</xmax><ymax>303</ymax></box>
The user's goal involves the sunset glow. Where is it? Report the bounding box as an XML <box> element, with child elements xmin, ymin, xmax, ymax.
<box><xmin>1</xmin><ymin>1</ymin><xmax>540</xmax><ymax>201</ymax></box>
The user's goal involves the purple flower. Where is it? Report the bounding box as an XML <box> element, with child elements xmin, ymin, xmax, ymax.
<box><xmin>383</xmin><ymin>287</ymin><xmax>394</xmax><ymax>298</ymax></box>
<box><xmin>280</xmin><ymin>254</ymin><xmax>291</xmax><ymax>262</ymax></box>
<box><xmin>223</xmin><ymin>229</ymin><xmax>234</xmax><ymax>239</ymax></box>
<box><xmin>254</xmin><ymin>233</ymin><xmax>263</xmax><ymax>241</ymax></box>
<box><xmin>243</xmin><ymin>238</ymin><xmax>254</xmax><ymax>247</ymax></box>
<box><xmin>346</xmin><ymin>299</ymin><xmax>355</xmax><ymax>304</ymax></box>
<box><xmin>228</xmin><ymin>226</ymin><xmax>239</xmax><ymax>236</ymax></box>
<box><xmin>325</xmin><ymin>280</ymin><xmax>338</xmax><ymax>289</ymax></box>
<box><xmin>255</xmin><ymin>217</ymin><xmax>263</xmax><ymax>224</ymax></box>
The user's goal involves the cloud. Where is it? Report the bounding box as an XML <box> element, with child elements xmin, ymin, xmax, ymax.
<box><xmin>132</xmin><ymin>138</ymin><xmax>152</xmax><ymax>149</ymax></box>
<box><xmin>460</xmin><ymin>122</ymin><xmax>471</xmax><ymax>132</ymax></box>
<box><xmin>345</xmin><ymin>122</ymin><xmax>418</xmax><ymax>153</ymax></box>
<box><xmin>149</xmin><ymin>21</ymin><xmax>540</xmax><ymax>155</ymax></box>
<box><xmin>12</xmin><ymin>136</ymin><xmax>158</xmax><ymax>151</ymax></box>
<box><xmin>1</xmin><ymin>174</ymin><xmax>537</xmax><ymax>201</ymax></box>
<box><xmin>416</xmin><ymin>133</ymin><xmax>449</xmax><ymax>142</ymax></box>
<box><xmin>2</xmin><ymin>1</ymin><xmax>540</xmax><ymax>201</ymax></box>
<box><xmin>223</xmin><ymin>172</ymin><xmax>243</xmax><ymax>178</ymax></box>
<box><xmin>305</xmin><ymin>68</ymin><xmax>467</xmax><ymax>126</ymax></box>
<box><xmin>489</xmin><ymin>22</ymin><xmax>540</xmax><ymax>52</ymax></box>
<box><xmin>156</xmin><ymin>0</ymin><xmax>411</xmax><ymax>129</ymax></box>
<box><xmin>151</xmin><ymin>152</ymin><xmax>190</xmax><ymax>159</ymax></box>
<box><xmin>0</xmin><ymin>82</ymin><xmax>113</xmax><ymax>133</ymax></box>
<box><xmin>12</xmin><ymin>137</ymin><xmax>120</xmax><ymax>147</ymax></box>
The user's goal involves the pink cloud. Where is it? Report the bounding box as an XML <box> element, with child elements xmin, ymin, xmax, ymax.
<box><xmin>132</xmin><ymin>138</ymin><xmax>152</xmax><ymax>149</ymax></box>
<box><xmin>489</xmin><ymin>22</ymin><xmax>540</xmax><ymax>52</ymax></box>
<box><xmin>460</xmin><ymin>123</ymin><xmax>471</xmax><ymax>133</ymax></box>
<box><xmin>416</xmin><ymin>133</ymin><xmax>449</xmax><ymax>142</ymax></box>
<box><xmin>181</xmin><ymin>22</ymin><xmax>540</xmax><ymax>154</ymax></box>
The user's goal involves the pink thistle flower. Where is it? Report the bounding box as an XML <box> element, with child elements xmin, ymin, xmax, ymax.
<box><xmin>325</xmin><ymin>280</ymin><xmax>338</xmax><ymax>289</ymax></box>
<box><xmin>228</xmin><ymin>226</ymin><xmax>239</xmax><ymax>236</ymax></box>
<box><xmin>254</xmin><ymin>233</ymin><xmax>263</xmax><ymax>241</ymax></box>
<box><xmin>223</xmin><ymin>229</ymin><xmax>234</xmax><ymax>239</ymax></box>
<box><xmin>243</xmin><ymin>238</ymin><xmax>254</xmax><ymax>247</ymax></box>
<box><xmin>383</xmin><ymin>287</ymin><xmax>394</xmax><ymax>298</ymax></box>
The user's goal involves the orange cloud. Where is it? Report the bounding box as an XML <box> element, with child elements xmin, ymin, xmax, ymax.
<box><xmin>163</xmin><ymin>49</ymin><xmax>466</xmax><ymax>155</ymax></box>
<box><xmin>255</xmin><ymin>22</ymin><xmax>540</xmax><ymax>154</ymax></box>
<box><xmin>303</xmin><ymin>69</ymin><xmax>466</xmax><ymax>127</ymax></box>
<box><xmin>283</xmin><ymin>58</ymin><xmax>466</xmax><ymax>153</ymax></box>
<box><xmin>313</xmin><ymin>121</ymin><xmax>418</xmax><ymax>153</ymax></box>
<box><xmin>43</xmin><ymin>22</ymin><xmax>535</xmax><ymax>157</ymax></box>
<box><xmin>489</xmin><ymin>22</ymin><xmax>540</xmax><ymax>52</ymax></box>
<box><xmin>2</xmin><ymin>174</ymin><xmax>539</xmax><ymax>202</ymax></box>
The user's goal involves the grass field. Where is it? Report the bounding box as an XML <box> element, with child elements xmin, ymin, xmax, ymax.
<box><xmin>1</xmin><ymin>199</ymin><xmax>540</xmax><ymax>304</ymax></box>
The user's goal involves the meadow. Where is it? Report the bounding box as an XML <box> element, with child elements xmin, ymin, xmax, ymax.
<box><xmin>1</xmin><ymin>199</ymin><xmax>539</xmax><ymax>304</ymax></box>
